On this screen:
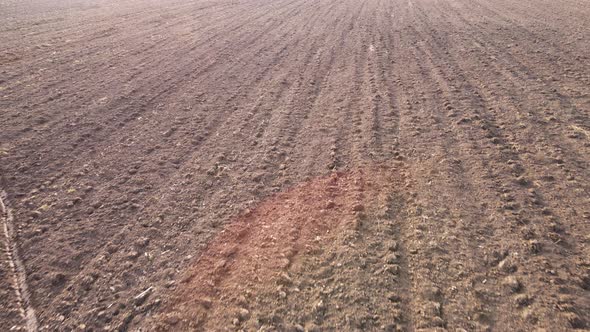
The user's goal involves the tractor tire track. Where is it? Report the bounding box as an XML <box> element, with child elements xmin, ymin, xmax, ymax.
<box><xmin>0</xmin><ymin>190</ymin><xmax>38</xmax><ymax>332</ymax></box>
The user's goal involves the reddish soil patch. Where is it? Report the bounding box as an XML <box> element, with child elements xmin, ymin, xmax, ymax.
<box><xmin>153</xmin><ymin>168</ymin><xmax>401</xmax><ymax>330</ymax></box>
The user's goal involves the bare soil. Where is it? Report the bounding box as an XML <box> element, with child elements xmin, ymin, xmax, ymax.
<box><xmin>1</xmin><ymin>0</ymin><xmax>589</xmax><ymax>331</ymax></box>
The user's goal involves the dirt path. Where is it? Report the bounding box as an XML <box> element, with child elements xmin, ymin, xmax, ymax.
<box><xmin>1</xmin><ymin>0</ymin><xmax>589</xmax><ymax>330</ymax></box>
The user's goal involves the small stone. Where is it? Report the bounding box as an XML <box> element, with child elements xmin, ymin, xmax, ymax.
<box><xmin>387</xmin><ymin>241</ymin><xmax>399</xmax><ymax>251</ymax></box>
<box><xmin>503</xmin><ymin>202</ymin><xmax>518</xmax><ymax>210</ymax></box>
<box><xmin>516</xmin><ymin>176</ymin><xmax>529</xmax><ymax>186</ymax></box>
<box><xmin>163</xmin><ymin>314</ymin><xmax>179</xmax><ymax>325</ymax></box>
<box><xmin>502</xmin><ymin>276</ymin><xmax>521</xmax><ymax>293</ymax></box>
<box><xmin>134</xmin><ymin>237</ymin><xmax>150</xmax><ymax>248</ymax></box>
<box><xmin>314</xmin><ymin>300</ymin><xmax>325</xmax><ymax>312</ymax></box>
<box><xmin>80</xmin><ymin>275</ymin><xmax>96</xmax><ymax>291</ymax></box>
<box><xmin>279</xmin><ymin>164</ymin><xmax>286</xmax><ymax>170</ymax></box>
<box><xmin>127</xmin><ymin>251</ymin><xmax>140</xmax><ymax>260</ymax></box>
<box><xmin>326</xmin><ymin>200</ymin><xmax>336</xmax><ymax>209</ymax></box>
<box><xmin>352</xmin><ymin>204</ymin><xmax>365</xmax><ymax>212</ymax></box>
<box><xmin>236</xmin><ymin>295</ymin><xmax>247</xmax><ymax>306</ymax></box>
<box><xmin>200</xmin><ymin>297</ymin><xmax>214</xmax><ymax>309</ymax></box>
<box><xmin>528</xmin><ymin>240</ymin><xmax>542</xmax><ymax>254</ymax></box>
<box><xmin>457</xmin><ymin>117</ymin><xmax>471</xmax><ymax>124</ymax></box>
<box><xmin>277</xmin><ymin>273</ymin><xmax>293</xmax><ymax>286</ymax></box>
<box><xmin>238</xmin><ymin>308</ymin><xmax>250</xmax><ymax>321</ymax></box>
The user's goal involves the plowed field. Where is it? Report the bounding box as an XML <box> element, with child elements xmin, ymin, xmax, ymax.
<box><xmin>1</xmin><ymin>0</ymin><xmax>589</xmax><ymax>330</ymax></box>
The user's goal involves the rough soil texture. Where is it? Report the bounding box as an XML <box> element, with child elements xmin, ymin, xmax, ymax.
<box><xmin>152</xmin><ymin>168</ymin><xmax>409</xmax><ymax>331</ymax></box>
<box><xmin>1</xmin><ymin>0</ymin><xmax>589</xmax><ymax>331</ymax></box>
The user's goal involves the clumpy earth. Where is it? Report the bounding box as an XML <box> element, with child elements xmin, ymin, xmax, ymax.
<box><xmin>1</xmin><ymin>0</ymin><xmax>589</xmax><ymax>330</ymax></box>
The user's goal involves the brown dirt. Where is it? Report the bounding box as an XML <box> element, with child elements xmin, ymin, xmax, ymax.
<box><xmin>1</xmin><ymin>0</ymin><xmax>589</xmax><ymax>331</ymax></box>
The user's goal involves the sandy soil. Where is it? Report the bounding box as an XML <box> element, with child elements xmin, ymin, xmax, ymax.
<box><xmin>1</xmin><ymin>0</ymin><xmax>589</xmax><ymax>330</ymax></box>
